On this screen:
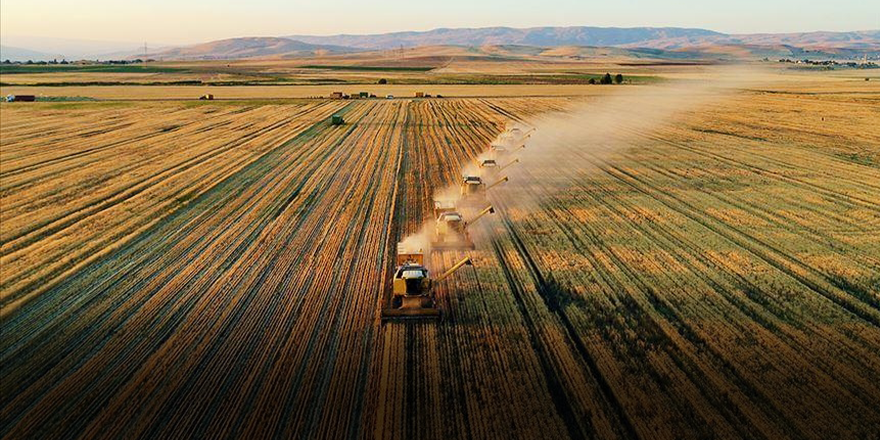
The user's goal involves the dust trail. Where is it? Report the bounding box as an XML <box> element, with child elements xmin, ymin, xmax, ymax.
<box><xmin>402</xmin><ymin>66</ymin><xmax>769</xmax><ymax>257</ymax></box>
<box><xmin>476</xmin><ymin>66</ymin><xmax>770</xmax><ymax>238</ymax></box>
<box><xmin>398</xmin><ymin>222</ymin><xmax>434</xmax><ymax>255</ymax></box>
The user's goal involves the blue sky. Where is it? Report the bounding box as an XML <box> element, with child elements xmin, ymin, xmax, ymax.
<box><xmin>1</xmin><ymin>0</ymin><xmax>877</xmax><ymax>44</ymax></box>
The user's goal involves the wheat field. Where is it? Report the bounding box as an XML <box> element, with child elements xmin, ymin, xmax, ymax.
<box><xmin>1</xmin><ymin>79</ymin><xmax>879</xmax><ymax>439</ymax></box>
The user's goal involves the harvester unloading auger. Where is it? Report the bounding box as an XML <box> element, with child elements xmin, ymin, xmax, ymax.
<box><xmin>498</xmin><ymin>158</ymin><xmax>519</xmax><ymax>172</ymax></box>
<box><xmin>432</xmin><ymin>205</ymin><xmax>495</xmax><ymax>250</ymax></box>
<box><xmin>381</xmin><ymin>244</ymin><xmax>473</xmax><ymax>320</ymax></box>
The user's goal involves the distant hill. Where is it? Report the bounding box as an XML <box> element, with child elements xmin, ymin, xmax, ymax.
<box><xmin>0</xmin><ymin>45</ymin><xmax>63</xmax><ymax>62</ymax></box>
<box><xmin>147</xmin><ymin>37</ymin><xmax>359</xmax><ymax>60</ymax></box>
<box><xmin>286</xmin><ymin>26</ymin><xmax>725</xmax><ymax>50</ymax></box>
<box><xmin>5</xmin><ymin>28</ymin><xmax>878</xmax><ymax>62</ymax></box>
<box><xmin>0</xmin><ymin>36</ymin><xmax>155</xmax><ymax>60</ymax></box>
<box><xmin>286</xmin><ymin>27</ymin><xmax>880</xmax><ymax>52</ymax></box>
<box><xmin>618</xmin><ymin>30</ymin><xmax>880</xmax><ymax>51</ymax></box>
<box><xmin>718</xmin><ymin>30</ymin><xmax>880</xmax><ymax>50</ymax></box>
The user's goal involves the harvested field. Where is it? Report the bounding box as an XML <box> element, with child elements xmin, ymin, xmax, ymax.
<box><xmin>0</xmin><ymin>84</ymin><xmax>631</xmax><ymax>100</ymax></box>
<box><xmin>1</xmin><ymin>83</ymin><xmax>879</xmax><ymax>439</ymax></box>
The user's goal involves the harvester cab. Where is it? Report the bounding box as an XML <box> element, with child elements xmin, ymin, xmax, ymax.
<box><xmin>382</xmin><ymin>243</ymin><xmax>473</xmax><ymax>321</ymax></box>
<box><xmin>433</xmin><ymin>199</ymin><xmax>457</xmax><ymax>218</ymax></box>
<box><xmin>460</xmin><ymin>175</ymin><xmax>484</xmax><ymax>197</ymax></box>
<box><xmin>479</xmin><ymin>158</ymin><xmax>498</xmax><ymax>169</ymax></box>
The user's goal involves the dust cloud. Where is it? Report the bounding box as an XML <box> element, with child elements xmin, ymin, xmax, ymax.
<box><xmin>480</xmin><ymin>66</ymin><xmax>769</xmax><ymax>238</ymax></box>
<box><xmin>401</xmin><ymin>65</ymin><xmax>769</xmax><ymax>255</ymax></box>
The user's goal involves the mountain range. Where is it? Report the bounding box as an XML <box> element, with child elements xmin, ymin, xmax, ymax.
<box><xmin>285</xmin><ymin>27</ymin><xmax>880</xmax><ymax>51</ymax></box>
<box><xmin>4</xmin><ymin>27</ymin><xmax>879</xmax><ymax>61</ymax></box>
<box><xmin>151</xmin><ymin>27</ymin><xmax>880</xmax><ymax>60</ymax></box>
<box><xmin>147</xmin><ymin>37</ymin><xmax>357</xmax><ymax>60</ymax></box>
<box><xmin>286</xmin><ymin>26</ymin><xmax>727</xmax><ymax>49</ymax></box>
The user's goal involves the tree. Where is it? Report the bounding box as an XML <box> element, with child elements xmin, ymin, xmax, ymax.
<box><xmin>378</xmin><ymin>78</ymin><xmax>388</xmax><ymax>84</ymax></box>
<box><xmin>600</xmin><ymin>73</ymin><xmax>612</xmax><ymax>84</ymax></box>
<box><xmin>588</xmin><ymin>78</ymin><xmax>596</xmax><ymax>85</ymax></box>
<box><xmin>614</xmin><ymin>73</ymin><xmax>623</xmax><ymax>84</ymax></box>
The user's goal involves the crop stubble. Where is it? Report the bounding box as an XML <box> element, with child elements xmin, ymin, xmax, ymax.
<box><xmin>1</xmin><ymin>90</ymin><xmax>878</xmax><ymax>439</ymax></box>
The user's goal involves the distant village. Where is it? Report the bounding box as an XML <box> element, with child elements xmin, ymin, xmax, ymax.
<box><xmin>776</xmin><ymin>57</ymin><xmax>878</xmax><ymax>69</ymax></box>
<box><xmin>1</xmin><ymin>59</ymin><xmax>153</xmax><ymax>65</ymax></box>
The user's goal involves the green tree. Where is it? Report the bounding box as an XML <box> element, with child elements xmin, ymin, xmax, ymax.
<box><xmin>614</xmin><ymin>73</ymin><xmax>623</xmax><ymax>84</ymax></box>
<box><xmin>378</xmin><ymin>78</ymin><xmax>388</xmax><ymax>84</ymax></box>
<box><xmin>588</xmin><ymin>78</ymin><xmax>596</xmax><ymax>85</ymax></box>
<box><xmin>600</xmin><ymin>73</ymin><xmax>612</xmax><ymax>84</ymax></box>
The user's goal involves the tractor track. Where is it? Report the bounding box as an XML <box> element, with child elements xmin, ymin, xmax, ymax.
<box><xmin>494</xmin><ymin>204</ymin><xmax>640</xmax><ymax>440</ymax></box>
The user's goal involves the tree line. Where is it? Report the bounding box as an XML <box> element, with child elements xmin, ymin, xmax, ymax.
<box><xmin>588</xmin><ymin>73</ymin><xmax>624</xmax><ymax>85</ymax></box>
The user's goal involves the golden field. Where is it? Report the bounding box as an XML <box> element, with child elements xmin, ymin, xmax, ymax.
<box><xmin>1</xmin><ymin>60</ymin><xmax>879</xmax><ymax>439</ymax></box>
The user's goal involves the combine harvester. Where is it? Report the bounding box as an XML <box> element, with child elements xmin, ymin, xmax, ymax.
<box><xmin>432</xmin><ymin>205</ymin><xmax>495</xmax><ymax>250</ymax></box>
<box><xmin>506</xmin><ymin>126</ymin><xmax>535</xmax><ymax>145</ymax></box>
<box><xmin>481</xmin><ymin>157</ymin><xmax>519</xmax><ymax>178</ymax></box>
<box><xmin>460</xmin><ymin>175</ymin><xmax>508</xmax><ymax>203</ymax></box>
<box><xmin>491</xmin><ymin>142</ymin><xmax>527</xmax><ymax>156</ymax></box>
<box><xmin>490</xmin><ymin>126</ymin><xmax>534</xmax><ymax>156</ymax></box>
<box><xmin>479</xmin><ymin>158</ymin><xmax>498</xmax><ymax>169</ymax></box>
<box><xmin>381</xmin><ymin>244</ymin><xmax>473</xmax><ymax>320</ymax></box>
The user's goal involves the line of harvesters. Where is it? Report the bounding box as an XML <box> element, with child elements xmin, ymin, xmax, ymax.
<box><xmin>382</xmin><ymin>125</ymin><xmax>535</xmax><ymax>321</ymax></box>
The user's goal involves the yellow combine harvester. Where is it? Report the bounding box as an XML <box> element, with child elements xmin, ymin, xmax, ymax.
<box><xmin>432</xmin><ymin>205</ymin><xmax>495</xmax><ymax>250</ymax></box>
<box><xmin>503</xmin><ymin>126</ymin><xmax>535</xmax><ymax>146</ymax></box>
<box><xmin>460</xmin><ymin>175</ymin><xmax>508</xmax><ymax>202</ymax></box>
<box><xmin>434</xmin><ymin>199</ymin><xmax>457</xmax><ymax>217</ymax></box>
<box><xmin>381</xmin><ymin>244</ymin><xmax>472</xmax><ymax>320</ymax></box>
<box><xmin>491</xmin><ymin>126</ymin><xmax>534</xmax><ymax>156</ymax></box>
<box><xmin>460</xmin><ymin>175</ymin><xmax>484</xmax><ymax>197</ymax></box>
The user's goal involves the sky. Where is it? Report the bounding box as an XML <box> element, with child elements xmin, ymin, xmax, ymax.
<box><xmin>1</xmin><ymin>0</ymin><xmax>878</xmax><ymax>46</ymax></box>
